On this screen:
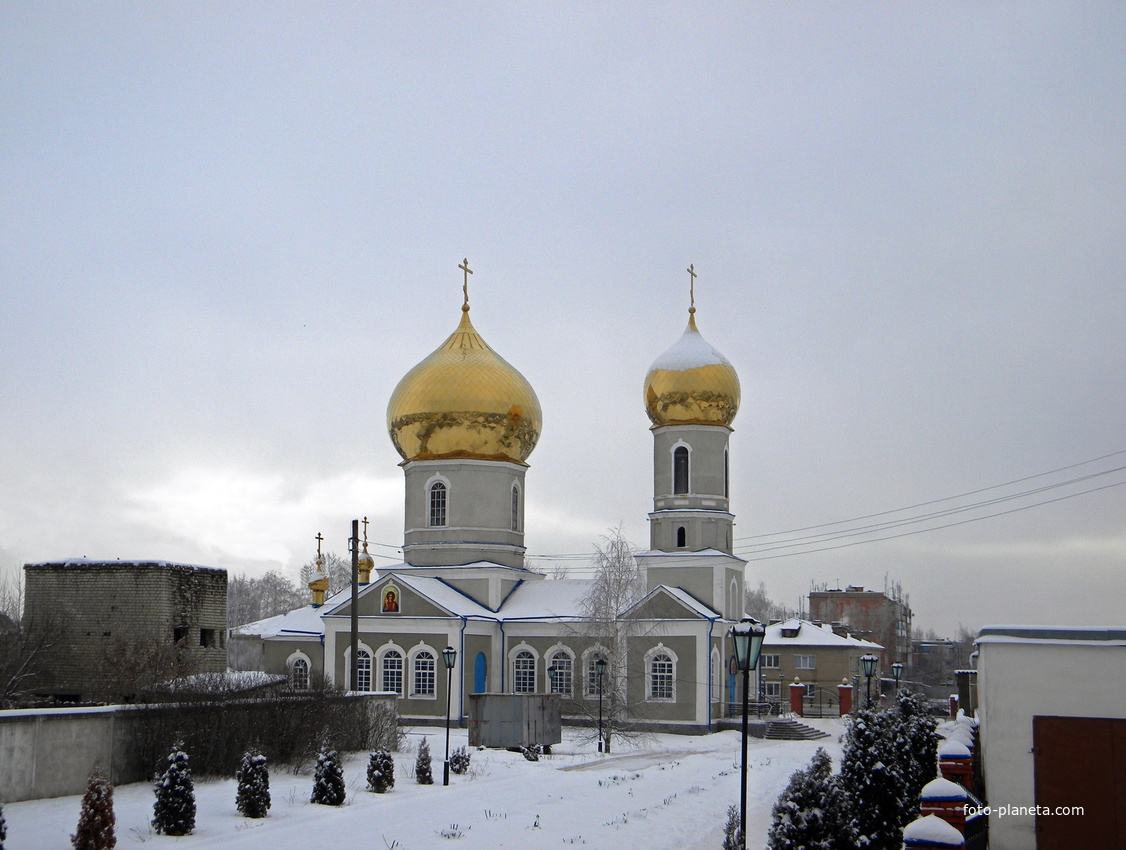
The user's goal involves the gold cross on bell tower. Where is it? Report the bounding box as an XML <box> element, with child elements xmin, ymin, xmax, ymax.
<box><xmin>687</xmin><ymin>264</ymin><xmax>697</xmax><ymax>315</ymax></box>
<box><xmin>459</xmin><ymin>258</ymin><xmax>473</xmax><ymax>311</ymax></box>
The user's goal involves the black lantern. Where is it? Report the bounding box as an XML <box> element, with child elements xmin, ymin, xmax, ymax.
<box><xmin>730</xmin><ymin>618</ymin><xmax>766</xmax><ymax>849</ymax></box>
<box><xmin>442</xmin><ymin>646</ymin><xmax>457</xmax><ymax>786</ymax></box>
<box><xmin>892</xmin><ymin>661</ymin><xmax>904</xmax><ymax>692</ymax></box>
<box><xmin>860</xmin><ymin>653</ymin><xmax>878</xmax><ymax>708</ymax></box>
<box><xmin>595</xmin><ymin>657</ymin><xmax>607</xmax><ymax>753</ymax></box>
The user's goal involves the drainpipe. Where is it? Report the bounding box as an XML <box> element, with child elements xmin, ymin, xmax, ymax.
<box><xmin>706</xmin><ymin>617</ymin><xmax>716</xmax><ymax>732</ymax></box>
<box><xmin>458</xmin><ymin>616</ymin><xmax>467</xmax><ymax>724</ymax></box>
<box><xmin>499</xmin><ymin>620</ymin><xmax>506</xmax><ymax>693</ymax></box>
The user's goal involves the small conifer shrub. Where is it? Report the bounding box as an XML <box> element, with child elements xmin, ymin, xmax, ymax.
<box><xmin>449</xmin><ymin>745</ymin><xmax>471</xmax><ymax>775</ymax></box>
<box><xmin>72</xmin><ymin>765</ymin><xmax>116</xmax><ymax>850</ymax></box>
<box><xmin>151</xmin><ymin>743</ymin><xmax>195</xmax><ymax>836</ymax></box>
<box><xmin>367</xmin><ymin>750</ymin><xmax>395</xmax><ymax>793</ymax></box>
<box><xmin>311</xmin><ymin>745</ymin><xmax>346</xmax><ymax>806</ymax></box>
<box><xmin>415</xmin><ymin>737</ymin><xmax>434</xmax><ymax>785</ymax></box>
<box><xmin>235</xmin><ymin>751</ymin><xmax>271</xmax><ymax>819</ymax></box>
<box><xmin>720</xmin><ymin>804</ymin><xmax>742</xmax><ymax>850</ymax></box>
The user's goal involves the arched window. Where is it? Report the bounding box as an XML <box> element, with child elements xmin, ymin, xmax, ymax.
<box><xmin>356</xmin><ymin>649</ymin><xmax>372</xmax><ymax>692</ymax></box>
<box><xmin>412</xmin><ymin>650</ymin><xmax>436</xmax><ymax>696</ymax></box>
<box><xmin>673</xmin><ymin>446</ymin><xmax>689</xmax><ymax>494</ymax></box>
<box><xmin>648</xmin><ymin>649</ymin><xmax>675</xmax><ymax>701</ymax></box>
<box><xmin>511</xmin><ymin>483</ymin><xmax>520</xmax><ymax>532</ymax></box>
<box><xmin>513</xmin><ymin>650</ymin><xmax>536</xmax><ymax>693</ymax></box>
<box><xmin>381</xmin><ymin>649</ymin><xmax>403</xmax><ymax>694</ymax></box>
<box><xmin>429</xmin><ymin>482</ymin><xmax>447</xmax><ymax>527</ymax></box>
<box><xmin>290</xmin><ymin>657</ymin><xmax>309</xmax><ymax>690</ymax></box>
<box><xmin>711</xmin><ymin>649</ymin><xmax>722</xmax><ymax>704</ymax></box>
<box><xmin>676</xmin><ymin>526</ymin><xmax>686</xmax><ymax>548</ymax></box>
<box><xmin>548</xmin><ymin>651</ymin><xmax>573</xmax><ymax>697</ymax></box>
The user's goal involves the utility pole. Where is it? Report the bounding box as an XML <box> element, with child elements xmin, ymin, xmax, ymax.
<box><xmin>350</xmin><ymin>519</ymin><xmax>359</xmax><ymax>692</ymax></box>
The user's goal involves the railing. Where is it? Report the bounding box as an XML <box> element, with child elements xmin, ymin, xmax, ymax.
<box><xmin>801</xmin><ymin>687</ymin><xmax>840</xmax><ymax>718</ymax></box>
<box><xmin>725</xmin><ymin>700</ymin><xmax>781</xmax><ymax>719</ymax></box>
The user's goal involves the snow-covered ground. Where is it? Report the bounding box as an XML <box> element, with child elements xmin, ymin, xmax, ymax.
<box><xmin>5</xmin><ymin>720</ymin><xmax>845</xmax><ymax>850</ymax></box>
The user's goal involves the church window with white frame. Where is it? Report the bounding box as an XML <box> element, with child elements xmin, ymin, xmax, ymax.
<box><xmin>381</xmin><ymin>649</ymin><xmax>404</xmax><ymax>694</ymax></box>
<box><xmin>429</xmin><ymin>482</ymin><xmax>447</xmax><ymax>527</ymax></box>
<box><xmin>412</xmin><ymin>650</ymin><xmax>436</xmax><ymax>697</ymax></box>
<box><xmin>356</xmin><ymin>648</ymin><xmax>372</xmax><ymax>692</ymax></box>
<box><xmin>513</xmin><ymin>650</ymin><xmax>536</xmax><ymax>694</ymax></box>
<box><xmin>511</xmin><ymin>483</ymin><xmax>520</xmax><ymax>532</ymax></box>
<box><xmin>673</xmin><ymin>445</ymin><xmax>690</xmax><ymax>494</ymax></box>
<box><xmin>290</xmin><ymin>657</ymin><xmax>309</xmax><ymax>690</ymax></box>
<box><xmin>711</xmin><ymin>648</ymin><xmax>722</xmax><ymax>703</ymax></box>
<box><xmin>547</xmin><ymin>650</ymin><xmax>573</xmax><ymax>696</ymax></box>
<box><xmin>647</xmin><ymin>647</ymin><xmax>676</xmax><ymax>702</ymax></box>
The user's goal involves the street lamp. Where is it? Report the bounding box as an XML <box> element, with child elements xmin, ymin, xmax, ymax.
<box><xmin>547</xmin><ymin>665</ymin><xmax>558</xmax><ymax>694</ymax></box>
<box><xmin>758</xmin><ymin>672</ymin><xmax>765</xmax><ymax>718</ymax></box>
<box><xmin>860</xmin><ymin>654</ymin><xmax>878</xmax><ymax>708</ymax></box>
<box><xmin>731</xmin><ymin>618</ymin><xmax>766</xmax><ymax>850</ymax></box>
<box><xmin>595</xmin><ymin>657</ymin><xmax>607</xmax><ymax>754</ymax></box>
<box><xmin>442</xmin><ymin>645</ymin><xmax>457</xmax><ymax>786</ymax></box>
<box><xmin>892</xmin><ymin>661</ymin><xmax>904</xmax><ymax>694</ymax></box>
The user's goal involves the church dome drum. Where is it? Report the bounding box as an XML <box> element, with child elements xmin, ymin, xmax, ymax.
<box><xmin>387</xmin><ymin>305</ymin><xmax>542</xmax><ymax>464</ymax></box>
<box><xmin>644</xmin><ymin>313</ymin><xmax>740</xmax><ymax>428</ymax></box>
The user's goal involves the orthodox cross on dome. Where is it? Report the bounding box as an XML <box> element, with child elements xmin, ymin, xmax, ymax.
<box><xmin>459</xmin><ymin>258</ymin><xmax>473</xmax><ymax>310</ymax></box>
<box><xmin>362</xmin><ymin>516</ymin><xmax>370</xmax><ymax>553</ymax></box>
<box><xmin>687</xmin><ymin>264</ymin><xmax>697</xmax><ymax>315</ymax></box>
<box><xmin>315</xmin><ymin>532</ymin><xmax>324</xmax><ymax>572</ymax></box>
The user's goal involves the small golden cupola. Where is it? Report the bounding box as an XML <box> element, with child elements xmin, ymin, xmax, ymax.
<box><xmin>643</xmin><ymin>267</ymin><xmax>740</xmax><ymax>428</ymax></box>
<box><xmin>387</xmin><ymin>261</ymin><xmax>542</xmax><ymax>464</ymax></box>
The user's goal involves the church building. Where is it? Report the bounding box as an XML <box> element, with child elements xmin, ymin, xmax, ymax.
<box><xmin>236</xmin><ymin>264</ymin><xmax>748</xmax><ymax>732</ymax></box>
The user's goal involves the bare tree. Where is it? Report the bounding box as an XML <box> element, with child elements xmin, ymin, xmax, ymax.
<box><xmin>743</xmin><ymin>581</ymin><xmax>793</xmax><ymax>622</ymax></box>
<box><xmin>298</xmin><ymin>553</ymin><xmax>351</xmax><ymax>599</ymax></box>
<box><xmin>90</xmin><ymin>632</ymin><xmax>207</xmax><ymax>703</ymax></box>
<box><xmin>572</xmin><ymin>526</ymin><xmax>652</xmax><ymax>750</ymax></box>
<box><xmin>228</xmin><ymin>571</ymin><xmax>305</xmax><ymax>629</ymax></box>
<box><xmin>0</xmin><ymin>570</ymin><xmax>59</xmax><ymax>707</ymax></box>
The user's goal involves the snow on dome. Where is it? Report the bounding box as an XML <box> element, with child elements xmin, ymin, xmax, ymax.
<box><xmin>643</xmin><ymin>315</ymin><xmax>740</xmax><ymax>427</ymax></box>
<box><xmin>921</xmin><ymin>777</ymin><xmax>969</xmax><ymax>801</ymax></box>
<box><xmin>938</xmin><ymin>738</ymin><xmax>971</xmax><ymax>758</ymax></box>
<box><xmin>903</xmin><ymin>815</ymin><xmax>965</xmax><ymax>846</ymax></box>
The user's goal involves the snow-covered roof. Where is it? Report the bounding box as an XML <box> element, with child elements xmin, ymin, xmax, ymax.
<box><xmin>902</xmin><ymin>815</ymin><xmax>965</xmax><ymax>847</ymax></box>
<box><xmin>977</xmin><ymin>625</ymin><xmax>1126</xmax><ymax>647</ymax></box>
<box><xmin>24</xmin><ymin>558</ymin><xmax>224</xmax><ymax>573</ymax></box>
<box><xmin>387</xmin><ymin>573</ymin><xmax>497</xmax><ymax>619</ymax></box>
<box><xmin>234</xmin><ymin>604</ymin><xmax>327</xmax><ymax>638</ymax></box>
<box><xmin>624</xmin><ymin>584</ymin><xmax>720</xmax><ymax>620</ymax></box>
<box><xmin>920</xmin><ymin>777</ymin><xmax>968</xmax><ymax>801</ymax></box>
<box><xmin>499</xmin><ymin>579</ymin><xmax>592</xmax><ymax>621</ymax></box>
<box><xmin>763</xmin><ymin>618</ymin><xmax>883</xmax><ymax>650</ymax></box>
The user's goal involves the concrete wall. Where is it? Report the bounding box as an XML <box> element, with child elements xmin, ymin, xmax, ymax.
<box><xmin>976</xmin><ymin>632</ymin><xmax>1126</xmax><ymax>850</ymax></box>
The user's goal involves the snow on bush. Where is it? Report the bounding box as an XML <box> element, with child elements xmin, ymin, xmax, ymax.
<box><xmin>367</xmin><ymin>750</ymin><xmax>395</xmax><ymax>793</ymax></box>
<box><xmin>415</xmin><ymin>738</ymin><xmax>434</xmax><ymax>785</ymax></box>
<box><xmin>841</xmin><ymin>708</ymin><xmax>907</xmax><ymax>850</ymax></box>
<box><xmin>765</xmin><ymin>747</ymin><xmax>854</xmax><ymax>850</ymax></box>
<box><xmin>235</xmin><ymin>751</ymin><xmax>271</xmax><ymax>819</ymax></box>
<box><xmin>151</xmin><ymin>743</ymin><xmax>196</xmax><ymax>836</ymax></box>
<box><xmin>720</xmin><ymin>803</ymin><xmax>741</xmax><ymax>850</ymax></box>
<box><xmin>310</xmin><ymin>745</ymin><xmax>346</xmax><ymax>806</ymax></box>
<box><xmin>449</xmin><ymin>745</ymin><xmax>471</xmax><ymax>775</ymax></box>
<box><xmin>72</xmin><ymin>765</ymin><xmax>116</xmax><ymax>850</ymax></box>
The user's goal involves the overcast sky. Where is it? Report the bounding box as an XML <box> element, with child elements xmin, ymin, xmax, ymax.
<box><xmin>3</xmin><ymin>3</ymin><xmax>1124</xmax><ymax>634</ymax></box>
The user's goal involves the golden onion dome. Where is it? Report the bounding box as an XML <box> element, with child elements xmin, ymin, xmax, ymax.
<box><xmin>644</xmin><ymin>311</ymin><xmax>740</xmax><ymax>427</ymax></box>
<box><xmin>387</xmin><ymin>305</ymin><xmax>542</xmax><ymax>464</ymax></box>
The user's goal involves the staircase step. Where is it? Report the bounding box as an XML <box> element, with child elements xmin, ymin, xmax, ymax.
<box><xmin>764</xmin><ymin>719</ymin><xmax>831</xmax><ymax>740</ymax></box>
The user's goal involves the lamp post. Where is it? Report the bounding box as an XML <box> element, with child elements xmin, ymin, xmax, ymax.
<box><xmin>731</xmin><ymin>618</ymin><xmax>766</xmax><ymax>849</ymax></box>
<box><xmin>547</xmin><ymin>665</ymin><xmax>558</xmax><ymax>695</ymax></box>
<box><xmin>595</xmin><ymin>657</ymin><xmax>607</xmax><ymax>754</ymax></box>
<box><xmin>892</xmin><ymin>661</ymin><xmax>904</xmax><ymax>694</ymax></box>
<box><xmin>860</xmin><ymin>653</ymin><xmax>878</xmax><ymax>708</ymax></box>
<box><xmin>758</xmin><ymin>672</ymin><xmax>765</xmax><ymax>718</ymax></box>
<box><xmin>442</xmin><ymin>645</ymin><xmax>457</xmax><ymax>786</ymax></box>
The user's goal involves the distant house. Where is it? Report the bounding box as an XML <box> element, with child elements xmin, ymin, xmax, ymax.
<box><xmin>22</xmin><ymin>559</ymin><xmax>227</xmax><ymax>702</ymax></box>
<box><xmin>808</xmin><ymin>583</ymin><xmax>912</xmax><ymax>669</ymax></box>
<box><xmin>975</xmin><ymin>625</ymin><xmax>1126</xmax><ymax>849</ymax></box>
<box><xmin>755</xmin><ymin>618</ymin><xmax>882</xmax><ymax>711</ymax></box>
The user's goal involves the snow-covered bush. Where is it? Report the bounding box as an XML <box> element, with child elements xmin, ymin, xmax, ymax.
<box><xmin>892</xmin><ymin>689</ymin><xmax>939</xmax><ymax>814</ymax></box>
<box><xmin>311</xmin><ymin>745</ymin><xmax>346</xmax><ymax>806</ymax></box>
<box><xmin>720</xmin><ymin>804</ymin><xmax>741</xmax><ymax>850</ymax></box>
<box><xmin>449</xmin><ymin>746</ymin><xmax>471</xmax><ymax>775</ymax></box>
<box><xmin>841</xmin><ymin>708</ymin><xmax>906</xmax><ymax>850</ymax></box>
<box><xmin>0</xmin><ymin>798</ymin><xmax>7</xmax><ymax>850</ymax></box>
<box><xmin>367</xmin><ymin>750</ymin><xmax>395</xmax><ymax>793</ymax></box>
<box><xmin>72</xmin><ymin>765</ymin><xmax>116</xmax><ymax>850</ymax></box>
<box><xmin>415</xmin><ymin>737</ymin><xmax>434</xmax><ymax>785</ymax></box>
<box><xmin>521</xmin><ymin>744</ymin><xmax>542</xmax><ymax>762</ymax></box>
<box><xmin>235</xmin><ymin>751</ymin><xmax>271</xmax><ymax>818</ymax></box>
<box><xmin>765</xmin><ymin>748</ymin><xmax>854</xmax><ymax>850</ymax></box>
<box><xmin>151</xmin><ymin>743</ymin><xmax>195</xmax><ymax>836</ymax></box>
